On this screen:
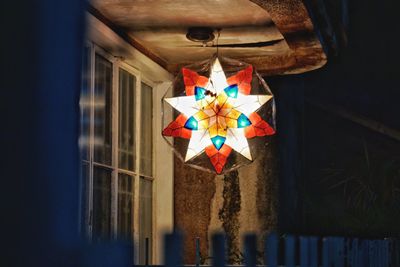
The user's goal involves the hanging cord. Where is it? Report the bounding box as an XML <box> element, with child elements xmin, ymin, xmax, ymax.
<box><xmin>216</xmin><ymin>28</ymin><xmax>221</xmax><ymax>57</ymax></box>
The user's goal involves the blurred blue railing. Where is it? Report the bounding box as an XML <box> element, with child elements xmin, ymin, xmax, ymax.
<box><xmin>152</xmin><ymin>232</ymin><xmax>400</xmax><ymax>267</ymax></box>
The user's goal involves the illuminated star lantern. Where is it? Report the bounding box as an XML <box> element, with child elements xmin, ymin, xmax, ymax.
<box><xmin>162</xmin><ymin>58</ymin><xmax>275</xmax><ymax>174</ymax></box>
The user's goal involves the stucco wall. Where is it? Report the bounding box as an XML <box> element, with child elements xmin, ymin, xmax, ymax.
<box><xmin>174</xmin><ymin>140</ymin><xmax>278</xmax><ymax>264</ymax></box>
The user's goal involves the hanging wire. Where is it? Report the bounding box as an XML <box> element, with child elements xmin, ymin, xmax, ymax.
<box><xmin>216</xmin><ymin>28</ymin><xmax>221</xmax><ymax>57</ymax></box>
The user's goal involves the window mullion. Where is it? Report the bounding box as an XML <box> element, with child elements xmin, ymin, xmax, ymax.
<box><xmin>87</xmin><ymin>42</ymin><xmax>95</xmax><ymax>240</ymax></box>
<box><xmin>133</xmin><ymin>72</ymin><xmax>142</xmax><ymax>264</ymax></box>
<box><xmin>110</xmin><ymin>59</ymin><xmax>120</xmax><ymax>239</ymax></box>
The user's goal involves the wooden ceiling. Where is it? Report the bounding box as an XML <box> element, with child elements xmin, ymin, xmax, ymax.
<box><xmin>89</xmin><ymin>0</ymin><xmax>327</xmax><ymax>75</ymax></box>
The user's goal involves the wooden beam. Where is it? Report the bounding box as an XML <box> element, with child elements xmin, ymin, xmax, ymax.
<box><xmin>306</xmin><ymin>98</ymin><xmax>400</xmax><ymax>142</ymax></box>
<box><xmin>87</xmin><ymin>4</ymin><xmax>168</xmax><ymax>70</ymax></box>
<box><xmin>88</xmin><ymin>1</ymin><xmax>328</xmax><ymax>76</ymax></box>
<box><xmin>250</xmin><ymin>0</ymin><xmax>327</xmax><ymax>75</ymax></box>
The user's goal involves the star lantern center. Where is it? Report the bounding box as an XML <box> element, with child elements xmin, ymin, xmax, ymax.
<box><xmin>162</xmin><ymin>58</ymin><xmax>275</xmax><ymax>174</ymax></box>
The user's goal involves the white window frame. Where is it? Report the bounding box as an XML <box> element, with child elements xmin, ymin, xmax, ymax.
<box><xmin>83</xmin><ymin>12</ymin><xmax>174</xmax><ymax>264</ymax></box>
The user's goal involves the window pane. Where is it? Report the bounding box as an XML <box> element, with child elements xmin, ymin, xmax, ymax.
<box><xmin>139</xmin><ymin>178</ymin><xmax>152</xmax><ymax>264</ymax></box>
<box><xmin>93</xmin><ymin>54</ymin><xmax>112</xmax><ymax>165</ymax></box>
<box><xmin>118</xmin><ymin>69</ymin><xmax>136</xmax><ymax>171</ymax></box>
<box><xmin>92</xmin><ymin>167</ymin><xmax>111</xmax><ymax>241</ymax></box>
<box><xmin>79</xmin><ymin>46</ymin><xmax>91</xmax><ymax>160</ymax></box>
<box><xmin>117</xmin><ymin>173</ymin><xmax>133</xmax><ymax>240</ymax></box>
<box><xmin>80</xmin><ymin>162</ymin><xmax>90</xmax><ymax>236</ymax></box>
<box><xmin>140</xmin><ymin>83</ymin><xmax>153</xmax><ymax>176</ymax></box>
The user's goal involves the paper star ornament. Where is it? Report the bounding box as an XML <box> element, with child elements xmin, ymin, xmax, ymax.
<box><xmin>162</xmin><ymin>58</ymin><xmax>275</xmax><ymax>174</ymax></box>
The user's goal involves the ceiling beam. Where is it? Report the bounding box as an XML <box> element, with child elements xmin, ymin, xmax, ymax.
<box><xmin>249</xmin><ymin>0</ymin><xmax>327</xmax><ymax>75</ymax></box>
<box><xmin>87</xmin><ymin>4</ymin><xmax>168</xmax><ymax>70</ymax></box>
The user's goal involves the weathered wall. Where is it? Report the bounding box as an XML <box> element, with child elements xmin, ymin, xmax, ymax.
<box><xmin>174</xmin><ymin>140</ymin><xmax>278</xmax><ymax>264</ymax></box>
<box><xmin>174</xmin><ymin>153</ymin><xmax>216</xmax><ymax>264</ymax></box>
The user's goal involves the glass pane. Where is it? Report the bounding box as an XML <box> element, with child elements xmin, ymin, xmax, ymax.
<box><xmin>117</xmin><ymin>173</ymin><xmax>133</xmax><ymax>240</ymax></box>
<box><xmin>118</xmin><ymin>69</ymin><xmax>136</xmax><ymax>171</ymax></box>
<box><xmin>93</xmin><ymin>54</ymin><xmax>112</xmax><ymax>165</ymax></box>
<box><xmin>92</xmin><ymin>167</ymin><xmax>111</xmax><ymax>241</ymax></box>
<box><xmin>139</xmin><ymin>178</ymin><xmax>152</xmax><ymax>264</ymax></box>
<box><xmin>80</xmin><ymin>162</ymin><xmax>89</xmax><ymax>236</ymax></box>
<box><xmin>140</xmin><ymin>83</ymin><xmax>153</xmax><ymax>176</ymax></box>
<box><xmin>79</xmin><ymin>46</ymin><xmax>91</xmax><ymax>161</ymax></box>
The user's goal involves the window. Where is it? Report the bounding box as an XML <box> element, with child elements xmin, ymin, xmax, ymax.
<box><xmin>80</xmin><ymin>44</ymin><xmax>156</xmax><ymax>263</ymax></box>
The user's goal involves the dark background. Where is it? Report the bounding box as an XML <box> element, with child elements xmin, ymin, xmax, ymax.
<box><xmin>271</xmin><ymin>0</ymin><xmax>400</xmax><ymax>237</ymax></box>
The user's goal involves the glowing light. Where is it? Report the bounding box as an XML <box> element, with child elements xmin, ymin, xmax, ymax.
<box><xmin>194</xmin><ymin>86</ymin><xmax>206</xmax><ymax>100</ymax></box>
<box><xmin>164</xmin><ymin>96</ymin><xmax>198</xmax><ymax>117</ymax></box>
<box><xmin>237</xmin><ymin>113</ymin><xmax>251</xmax><ymax>128</ymax></box>
<box><xmin>211</xmin><ymin>135</ymin><xmax>226</xmax><ymax>150</ymax></box>
<box><xmin>163</xmin><ymin>58</ymin><xmax>275</xmax><ymax>174</ymax></box>
<box><xmin>184</xmin><ymin>116</ymin><xmax>198</xmax><ymax>130</ymax></box>
<box><xmin>224</xmin><ymin>84</ymin><xmax>239</xmax><ymax>98</ymax></box>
